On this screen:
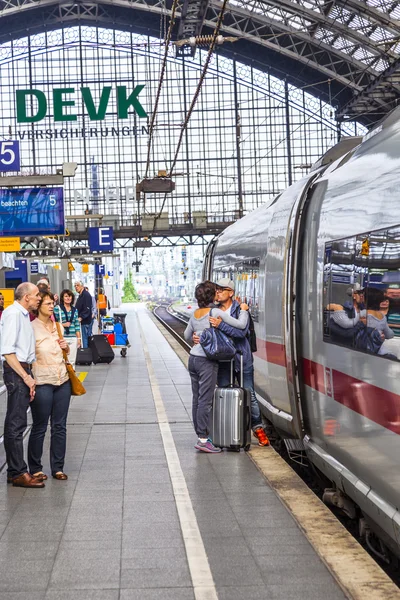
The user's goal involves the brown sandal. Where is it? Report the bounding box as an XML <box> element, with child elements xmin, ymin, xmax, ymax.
<box><xmin>53</xmin><ymin>472</ymin><xmax>68</xmax><ymax>480</ymax></box>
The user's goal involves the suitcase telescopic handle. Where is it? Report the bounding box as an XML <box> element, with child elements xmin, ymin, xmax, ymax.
<box><xmin>230</xmin><ymin>359</ymin><xmax>234</xmax><ymax>387</ymax></box>
<box><xmin>229</xmin><ymin>353</ymin><xmax>244</xmax><ymax>388</ymax></box>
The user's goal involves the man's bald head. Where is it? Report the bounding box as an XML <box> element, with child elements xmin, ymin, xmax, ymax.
<box><xmin>15</xmin><ymin>282</ymin><xmax>41</xmax><ymax>312</ymax></box>
<box><xmin>15</xmin><ymin>282</ymin><xmax>36</xmax><ymax>300</ymax></box>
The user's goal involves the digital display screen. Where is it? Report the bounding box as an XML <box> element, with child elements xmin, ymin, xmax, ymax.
<box><xmin>0</xmin><ymin>187</ymin><xmax>65</xmax><ymax>236</ymax></box>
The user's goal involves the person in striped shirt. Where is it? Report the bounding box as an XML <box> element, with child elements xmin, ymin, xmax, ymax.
<box><xmin>385</xmin><ymin>288</ymin><xmax>400</xmax><ymax>338</ymax></box>
<box><xmin>54</xmin><ymin>289</ymin><xmax>81</xmax><ymax>367</ymax></box>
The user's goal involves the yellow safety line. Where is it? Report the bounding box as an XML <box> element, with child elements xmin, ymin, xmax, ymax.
<box><xmin>77</xmin><ymin>372</ymin><xmax>88</xmax><ymax>382</ymax></box>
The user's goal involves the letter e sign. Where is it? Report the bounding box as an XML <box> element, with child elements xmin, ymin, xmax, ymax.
<box><xmin>88</xmin><ymin>227</ymin><xmax>114</xmax><ymax>252</ymax></box>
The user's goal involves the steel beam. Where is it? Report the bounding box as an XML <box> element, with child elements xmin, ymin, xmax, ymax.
<box><xmin>1</xmin><ymin>0</ymin><xmax>400</xmax><ymax>120</ymax></box>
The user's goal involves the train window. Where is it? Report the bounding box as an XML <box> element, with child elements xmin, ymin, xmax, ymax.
<box><xmin>324</xmin><ymin>225</ymin><xmax>400</xmax><ymax>361</ymax></box>
<box><xmin>212</xmin><ymin>265</ymin><xmax>235</xmax><ymax>284</ymax></box>
<box><xmin>212</xmin><ymin>259</ymin><xmax>260</xmax><ymax>322</ymax></box>
<box><xmin>235</xmin><ymin>259</ymin><xmax>260</xmax><ymax>322</ymax></box>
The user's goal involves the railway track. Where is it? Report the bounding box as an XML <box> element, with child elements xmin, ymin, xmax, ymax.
<box><xmin>152</xmin><ymin>301</ymin><xmax>400</xmax><ymax>586</ymax></box>
<box><xmin>152</xmin><ymin>303</ymin><xmax>191</xmax><ymax>352</ymax></box>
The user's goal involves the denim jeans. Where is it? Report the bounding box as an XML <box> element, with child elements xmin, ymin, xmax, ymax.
<box><xmin>88</xmin><ymin>318</ymin><xmax>95</xmax><ymax>338</ymax></box>
<box><xmin>28</xmin><ymin>380</ymin><xmax>71</xmax><ymax>475</ymax></box>
<box><xmin>81</xmin><ymin>323</ymin><xmax>91</xmax><ymax>348</ymax></box>
<box><xmin>217</xmin><ymin>363</ymin><xmax>262</xmax><ymax>430</ymax></box>
<box><xmin>3</xmin><ymin>363</ymin><xmax>31</xmax><ymax>478</ymax></box>
<box><xmin>188</xmin><ymin>356</ymin><xmax>218</xmax><ymax>437</ymax></box>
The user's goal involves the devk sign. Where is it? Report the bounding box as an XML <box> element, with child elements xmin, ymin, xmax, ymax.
<box><xmin>16</xmin><ymin>86</ymin><xmax>147</xmax><ymax>123</ymax></box>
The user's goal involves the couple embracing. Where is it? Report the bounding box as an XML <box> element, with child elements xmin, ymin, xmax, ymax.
<box><xmin>184</xmin><ymin>278</ymin><xmax>269</xmax><ymax>453</ymax></box>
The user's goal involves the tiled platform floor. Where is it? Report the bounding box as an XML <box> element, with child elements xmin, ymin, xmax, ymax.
<box><xmin>0</xmin><ymin>304</ymin><xmax>346</xmax><ymax>600</ymax></box>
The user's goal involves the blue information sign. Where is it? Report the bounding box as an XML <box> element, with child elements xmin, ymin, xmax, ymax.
<box><xmin>0</xmin><ymin>141</ymin><xmax>20</xmax><ymax>172</ymax></box>
<box><xmin>89</xmin><ymin>227</ymin><xmax>114</xmax><ymax>252</ymax></box>
<box><xmin>30</xmin><ymin>262</ymin><xmax>39</xmax><ymax>274</ymax></box>
<box><xmin>0</xmin><ymin>187</ymin><xmax>65</xmax><ymax>236</ymax></box>
<box><xmin>95</xmin><ymin>264</ymin><xmax>106</xmax><ymax>276</ymax></box>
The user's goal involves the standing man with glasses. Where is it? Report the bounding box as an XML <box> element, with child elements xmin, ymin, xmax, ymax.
<box><xmin>0</xmin><ymin>282</ymin><xmax>45</xmax><ymax>488</ymax></box>
<box><xmin>194</xmin><ymin>277</ymin><xmax>270</xmax><ymax>447</ymax></box>
<box><xmin>74</xmin><ymin>281</ymin><xmax>93</xmax><ymax>348</ymax></box>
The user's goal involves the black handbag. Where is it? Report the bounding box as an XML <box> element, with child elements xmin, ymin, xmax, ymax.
<box><xmin>247</xmin><ymin>312</ymin><xmax>257</xmax><ymax>353</ymax></box>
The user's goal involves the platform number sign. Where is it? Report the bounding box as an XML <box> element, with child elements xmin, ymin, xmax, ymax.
<box><xmin>0</xmin><ymin>141</ymin><xmax>20</xmax><ymax>172</ymax></box>
<box><xmin>89</xmin><ymin>227</ymin><xmax>114</xmax><ymax>253</ymax></box>
<box><xmin>95</xmin><ymin>264</ymin><xmax>106</xmax><ymax>276</ymax></box>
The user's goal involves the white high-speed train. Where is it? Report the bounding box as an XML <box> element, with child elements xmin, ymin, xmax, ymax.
<box><xmin>203</xmin><ymin>108</ymin><xmax>400</xmax><ymax>561</ymax></box>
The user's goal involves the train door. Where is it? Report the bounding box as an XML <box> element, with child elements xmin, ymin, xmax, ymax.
<box><xmin>282</xmin><ymin>172</ymin><xmax>324</xmax><ymax>438</ymax></box>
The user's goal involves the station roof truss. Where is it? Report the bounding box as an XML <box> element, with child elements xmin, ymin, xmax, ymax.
<box><xmin>0</xmin><ymin>1</ymin><xmax>400</xmax><ymax>125</ymax></box>
<box><xmin>15</xmin><ymin>235</ymin><xmax>215</xmax><ymax>257</ymax></box>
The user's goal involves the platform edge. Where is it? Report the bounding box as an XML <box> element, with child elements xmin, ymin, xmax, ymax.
<box><xmin>249</xmin><ymin>446</ymin><xmax>400</xmax><ymax>600</ymax></box>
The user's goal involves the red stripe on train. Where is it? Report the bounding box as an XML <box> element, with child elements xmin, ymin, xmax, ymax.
<box><xmin>256</xmin><ymin>338</ymin><xmax>400</xmax><ymax>434</ymax></box>
<box><xmin>255</xmin><ymin>339</ymin><xmax>286</xmax><ymax>367</ymax></box>
<box><xmin>302</xmin><ymin>358</ymin><xmax>326</xmax><ymax>394</ymax></box>
<box><xmin>331</xmin><ymin>370</ymin><xmax>400</xmax><ymax>434</ymax></box>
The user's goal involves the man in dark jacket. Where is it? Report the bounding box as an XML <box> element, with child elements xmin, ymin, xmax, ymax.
<box><xmin>210</xmin><ymin>277</ymin><xmax>269</xmax><ymax>446</ymax></box>
<box><xmin>74</xmin><ymin>281</ymin><xmax>93</xmax><ymax>348</ymax></box>
<box><xmin>327</xmin><ymin>283</ymin><xmax>365</xmax><ymax>346</ymax></box>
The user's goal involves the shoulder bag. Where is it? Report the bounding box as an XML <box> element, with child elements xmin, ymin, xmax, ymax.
<box><xmin>55</xmin><ymin>322</ymin><xmax>86</xmax><ymax>396</ymax></box>
<box><xmin>247</xmin><ymin>312</ymin><xmax>257</xmax><ymax>353</ymax></box>
<box><xmin>199</xmin><ymin>310</ymin><xmax>237</xmax><ymax>361</ymax></box>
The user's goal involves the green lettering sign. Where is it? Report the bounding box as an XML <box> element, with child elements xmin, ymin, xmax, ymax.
<box><xmin>117</xmin><ymin>85</ymin><xmax>147</xmax><ymax>119</ymax></box>
<box><xmin>16</xmin><ymin>89</ymin><xmax>47</xmax><ymax>123</ymax></box>
<box><xmin>53</xmin><ymin>88</ymin><xmax>77</xmax><ymax>122</ymax></box>
<box><xmin>81</xmin><ymin>86</ymin><xmax>112</xmax><ymax>120</ymax></box>
<box><xmin>15</xmin><ymin>85</ymin><xmax>147</xmax><ymax>123</ymax></box>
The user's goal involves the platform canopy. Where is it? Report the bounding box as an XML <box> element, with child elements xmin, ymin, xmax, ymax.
<box><xmin>0</xmin><ymin>0</ymin><xmax>400</xmax><ymax>126</ymax></box>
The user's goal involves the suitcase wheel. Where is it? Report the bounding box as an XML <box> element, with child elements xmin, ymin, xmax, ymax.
<box><xmin>244</xmin><ymin>444</ymin><xmax>251</xmax><ymax>452</ymax></box>
<box><xmin>229</xmin><ymin>446</ymin><xmax>241</xmax><ymax>452</ymax></box>
<box><xmin>120</xmin><ymin>349</ymin><xmax>127</xmax><ymax>357</ymax></box>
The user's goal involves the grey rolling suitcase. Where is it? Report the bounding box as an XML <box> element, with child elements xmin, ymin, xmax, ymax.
<box><xmin>211</xmin><ymin>355</ymin><xmax>251</xmax><ymax>451</ymax></box>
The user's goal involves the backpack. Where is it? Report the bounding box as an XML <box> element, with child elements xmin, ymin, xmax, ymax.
<box><xmin>247</xmin><ymin>312</ymin><xmax>257</xmax><ymax>353</ymax></box>
<box><xmin>328</xmin><ymin>317</ymin><xmax>362</xmax><ymax>341</ymax></box>
<box><xmin>199</xmin><ymin>309</ymin><xmax>237</xmax><ymax>361</ymax></box>
<box><xmin>354</xmin><ymin>324</ymin><xmax>383</xmax><ymax>354</ymax></box>
<box><xmin>199</xmin><ymin>327</ymin><xmax>236</xmax><ymax>361</ymax></box>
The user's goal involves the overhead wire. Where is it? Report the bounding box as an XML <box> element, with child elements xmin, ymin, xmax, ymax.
<box><xmin>138</xmin><ymin>0</ymin><xmax>230</xmax><ymax>264</ymax></box>
<box><xmin>168</xmin><ymin>0</ymin><xmax>229</xmax><ymax>177</ymax></box>
<box><xmin>145</xmin><ymin>0</ymin><xmax>230</xmax><ymax>227</ymax></box>
<box><xmin>144</xmin><ymin>0</ymin><xmax>180</xmax><ymax>181</ymax></box>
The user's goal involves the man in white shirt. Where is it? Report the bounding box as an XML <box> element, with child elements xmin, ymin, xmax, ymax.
<box><xmin>0</xmin><ymin>282</ymin><xmax>45</xmax><ymax>488</ymax></box>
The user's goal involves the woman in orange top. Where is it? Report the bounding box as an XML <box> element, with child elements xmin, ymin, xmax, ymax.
<box><xmin>28</xmin><ymin>291</ymin><xmax>71</xmax><ymax>481</ymax></box>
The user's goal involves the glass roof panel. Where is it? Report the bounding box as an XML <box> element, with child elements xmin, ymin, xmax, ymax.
<box><xmin>229</xmin><ymin>0</ymin><xmax>400</xmax><ymax>71</ymax></box>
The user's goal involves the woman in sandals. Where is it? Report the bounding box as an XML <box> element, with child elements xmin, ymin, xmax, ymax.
<box><xmin>54</xmin><ymin>288</ymin><xmax>81</xmax><ymax>367</ymax></box>
<box><xmin>28</xmin><ymin>291</ymin><xmax>71</xmax><ymax>481</ymax></box>
<box><xmin>184</xmin><ymin>280</ymin><xmax>248</xmax><ymax>453</ymax></box>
